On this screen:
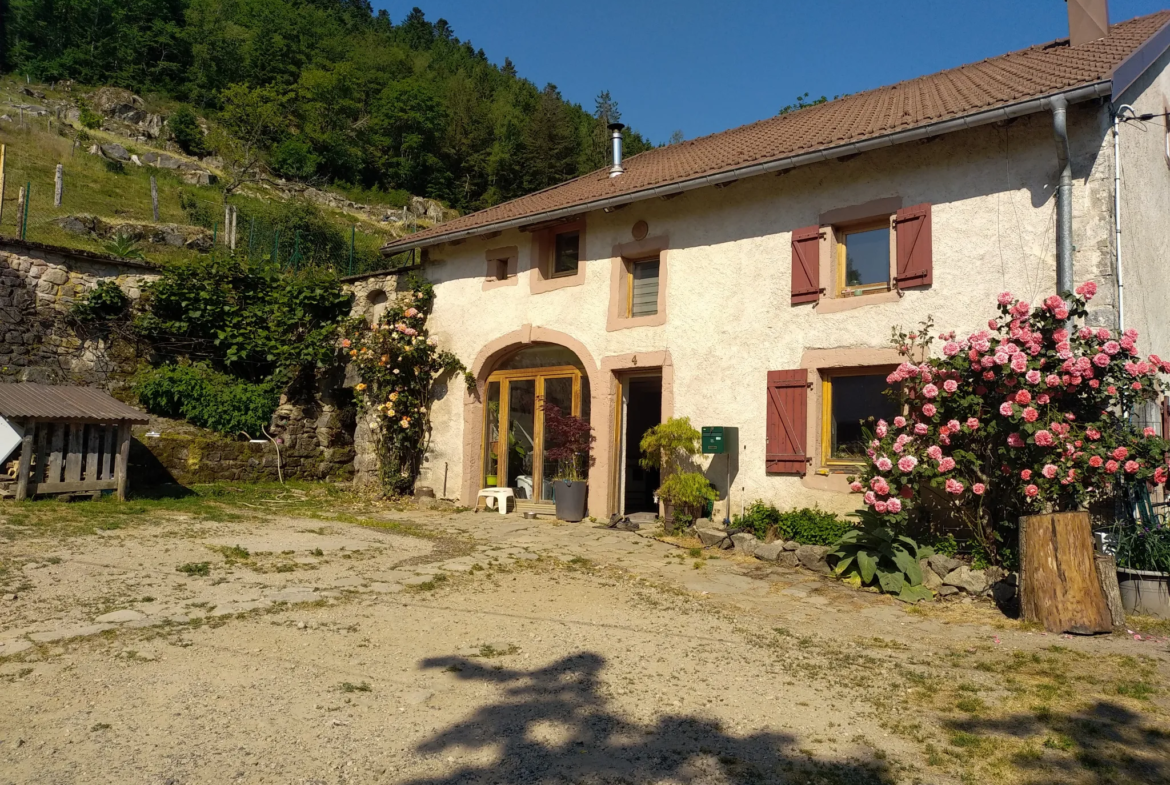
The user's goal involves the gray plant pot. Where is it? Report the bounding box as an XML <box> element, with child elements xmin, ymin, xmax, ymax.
<box><xmin>553</xmin><ymin>480</ymin><xmax>587</xmax><ymax>522</ymax></box>
<box><xmin>1117</xmin><ymin>567</ymin><xmax>1170</xmax><ymax>619</ymax></box>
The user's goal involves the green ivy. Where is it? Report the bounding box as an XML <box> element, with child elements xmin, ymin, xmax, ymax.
<box><xmin>71</xmin><ymin>280</ymin><xmax>130</xmax><ymax>322</ymax></box>
<box><xmin>134</xmin><ymin>363</ymin><xmax>279</xmax><ymax>436</ymax></box>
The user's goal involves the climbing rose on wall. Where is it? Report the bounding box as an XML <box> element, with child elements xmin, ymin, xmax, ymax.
<box><xmin>852</xmin><ymin>283</ymin><xmax>1170</xmax><ymax>565</ymax></box>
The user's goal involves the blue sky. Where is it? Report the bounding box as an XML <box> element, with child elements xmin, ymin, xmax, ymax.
<box><xmin>373</xmin><ymin>1</ymin><xmax>1168</xmax><ymax>144</ymax></box>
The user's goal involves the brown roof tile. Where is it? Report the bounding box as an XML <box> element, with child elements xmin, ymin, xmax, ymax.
<box><xmin>384</xmin><ymin>12</ymin><xmax>1170</xmax><ymax>253</ymax></box>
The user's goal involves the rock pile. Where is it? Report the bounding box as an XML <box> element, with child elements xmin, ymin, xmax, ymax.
<box><xmin>55</xmin><ymin>215</ymin><xmax>213</xmax><ymax>252</ymax></box>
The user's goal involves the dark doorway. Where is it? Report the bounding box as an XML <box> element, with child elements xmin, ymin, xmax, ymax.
<box><xmin>622</xmin><ymin>376</ymin><xmax>662</xmax><ymax>514</ymax></box>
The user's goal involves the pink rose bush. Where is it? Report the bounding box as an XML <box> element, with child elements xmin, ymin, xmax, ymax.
<box><xmin>852</xmin><ymin>285</ymin><xmax>1170</xmax><ymax>564</ymax></box>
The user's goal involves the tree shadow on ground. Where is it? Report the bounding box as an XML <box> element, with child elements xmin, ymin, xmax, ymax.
<box><xmin>945</xmin><ymin>700</ymin><xmax>1170</xmax><ymax>784</ymax></box>
<box><xmin>402</xmin><ymin>652</ymin><xmax>892</xmax><ymax>785</ymax></box>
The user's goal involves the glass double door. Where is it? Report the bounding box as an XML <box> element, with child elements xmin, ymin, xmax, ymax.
<box><xmin>483</xmin><ymin>367</ymin><xmax>581</xmax><ymax>503</ymax></box>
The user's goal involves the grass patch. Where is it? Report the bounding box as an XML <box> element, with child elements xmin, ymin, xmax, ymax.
<box><xmin>176</xmin><ymin>562</ymin><xmax>210</xmax><ymax>577</ymax></box>
<box><xmin>338</xmin><ymin>681</ymin><xmax>371</xmax><ymax>693</ymax></box>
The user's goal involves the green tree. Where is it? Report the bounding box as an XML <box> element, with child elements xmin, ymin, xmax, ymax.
<box><xmin>168</xmin><ymin>105</ymin><xmax>208</xmax><ymax>157</ymax></box>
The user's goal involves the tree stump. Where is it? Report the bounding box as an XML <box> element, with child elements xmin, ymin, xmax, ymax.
<box><xmin>1095</xmin><ymin>553</ymin><xmax>1127</xmax><ymax>631</ymax></box>
<box><xmin>1019</xmin><ymin>512</ymin><xmax>1112</xmax><ymax>634</ymax></box>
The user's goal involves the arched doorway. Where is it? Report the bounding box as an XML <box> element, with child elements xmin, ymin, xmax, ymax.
<box><xmin>481</xmin><ymin>343</ymin><xmax>591</xmax><ymax>506</ymax></box>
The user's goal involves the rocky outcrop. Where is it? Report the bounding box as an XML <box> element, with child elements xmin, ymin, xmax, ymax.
<box><xmin>90</xmin><ymin>87</ymin><xmax>165</xmax><ymax>139</ymax></box>
<box><xmin>55</xmin><ymin>215</ymin><xmax>213</xmax><ymax>252</ymax></box>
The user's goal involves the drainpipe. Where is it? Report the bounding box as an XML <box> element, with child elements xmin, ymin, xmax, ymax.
<box><xmin>1112</xmin><ymin>104</ymin><xmax>1134</xmax><ymax>333</ymax></box>
<box><xmin>1051</xmin><ymin>95</ymin><xmax>1073</xmax><ymax>296</ymax></box>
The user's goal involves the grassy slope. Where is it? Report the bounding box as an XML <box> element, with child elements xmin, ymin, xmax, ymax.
<box><xmin>0</xmin><ymin>79</ymin><xmax>407</xmax><ymax>270</ymax></box>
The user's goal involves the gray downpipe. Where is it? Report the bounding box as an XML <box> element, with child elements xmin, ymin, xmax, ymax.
<box><xmin>1051</xmin><ymin>95</ymin><xmax>1073</xmax><ymax>295</ymax></box>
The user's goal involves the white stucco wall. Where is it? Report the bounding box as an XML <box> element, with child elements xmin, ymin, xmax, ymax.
<box><xmin>417</xmin><ymin>101</ymin><xmax>1124</xmax><ymax>516</ymax></box>
<box><xmin>1115</xmin><ymin>47</ymin><xmax>1170</xmax><ymax>363</ymax></box>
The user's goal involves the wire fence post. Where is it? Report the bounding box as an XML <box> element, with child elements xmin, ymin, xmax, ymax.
<box><xmin>20</xmin><ymin>182</ymin><xmax>30</xmax><ymax>240</ymax></box>
<box><xmin>150</xmin><ymin>176</ymin><xmax>159</xmax><ymax>222</ymax></box>
<box><xmin>348</xmin><ymin>225</ymin><xmax>356</xmax><ymax>275</ymax></box>
<box><xmin>54</xmin><ymin>164</ymin><xmax>63</xmax><ymax>207</ymax></box>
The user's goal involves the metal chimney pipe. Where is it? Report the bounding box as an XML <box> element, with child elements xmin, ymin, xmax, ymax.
<box><xmin>608</xmin><ymin>122</ymin><xmax>625</xmax><ymax>177</ymax></box>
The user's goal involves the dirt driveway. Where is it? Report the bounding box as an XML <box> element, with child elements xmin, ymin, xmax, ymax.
<box><xmin>1</xmin><ymin>485</ymin><xmax>1168</xmax><ymax>784</ymax></box>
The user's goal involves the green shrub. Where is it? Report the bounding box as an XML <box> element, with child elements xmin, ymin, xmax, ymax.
<box><xmin>168</xmin><ymin>105</ymin><xmax>208</xmax><ymax>157</ymax></box>
<box><xmin>271</xmin><ymin>137</ymin><xmax>321</xmax><ymax>180</ymax></box>
<box><xmin>733</xmin><ymin>502</ymin><xmax>853</xmax><ymax>545</ymax></box>
<box><xmin>830</xmin><ymin>510</ymin><xmax>935</xmax><ymax>602</ymax></box>
<box><xmin>657</xmin><ymin>472</ymin><xmax>718</xmax><ymax>511</ymax></box>
<box><xmin>71</xmin><ymin>280</ymin><xmax>130</xmax><ymax>322</ymax></box>
<box><xmin>134</xmin><ymin>363</ymin><xmax>279</xmax><ymax>437</ymax></box>
<box><xmin>78</xmin><ymin>105</ymin><xmax>103</xmax><ymax>130</ymax></box>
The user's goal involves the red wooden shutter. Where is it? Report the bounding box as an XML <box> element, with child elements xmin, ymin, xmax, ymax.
<box><xmin>766</xmin><ymin>369</ymin><xmax>809</xmax><ymax>475</ymax></box>
<box><xmin>895</xmin><ymin>203</ymin><xmax>932</xmax><ymax>289</ymax></box>
<box><xmin>1161</xmin><ymin>397</ymin><xmax>1170</xmax><ymax>438</ymax></box>
<box><xmin>790</xmin><ymin>225</ymin><xmax>822</xmax><ymax>304</ymax></box>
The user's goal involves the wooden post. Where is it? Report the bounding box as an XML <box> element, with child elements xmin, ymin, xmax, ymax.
<box><xmin>14</xmin><ymin>421</ymin><xmax>34</xmax><ymax>502</ymax></box>
<box><xmin>54</xmin><ymin>164</ymin><xmax>63</xmax><ymax>207</ymax></box>
<box><xmin>16</xmin><ymin>185</ymin><xmax>25</xmax><ymax>235</ymax></box>
<box><xmin>64</xmin><ymin>424</ymin><xmax>83</xmax><ymax>482</ymax></box>
<box><xmin>150</xmin><ymin>176</ymin><xmax>159</xmax><ymax>222</ymax></box>
<box><xmin>224</xmin><ymin>204</ymin><xmax>231</xmax><ymax>247</ymax></box>
<box><xmin>1019</xmin><ymin>512</ymin><xmax>1112</xmax><ymax>634</ymax></box>
<box><xmin>0</xmin><ymin>143</ymin><xmax>6</xmax><ymax>229</ymax></box>
<box><xmin>229</xmin><ymin>205</ymin><xmax>238</xmax><ymax>251</ymax></box>
<box><xmin>47</xmin><ymin>422</ymin><xmax>64</xmax><ymax>484</ymax></box>
<box><xmin>1095</xmin><ymin>553</ymin><xmax>1127</xmax><ymax>631</ymax></box>
<box><xmin>85</xmin><ymin>425</ymin><xmax>100</xmax><ymax>482</ymax></box>
<box><xmin>114</xmin><ymin>423</ymin><xmax>131</xmax><ymax>501</ymax></box>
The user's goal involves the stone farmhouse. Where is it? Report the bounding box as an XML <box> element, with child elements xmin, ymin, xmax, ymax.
<box><xmin>383</xmin><ymin>4</ymin><xmax>1170</xmax><ymax>521</ymax></box>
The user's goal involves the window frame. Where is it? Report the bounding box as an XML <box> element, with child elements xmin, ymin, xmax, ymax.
<box><xmin>626</xmin><ymin>256</ymin><xmax>660</xmax><ymax>318</ymax></box>
<box><xmin>819</xmin><ymin>366</ymin><xmax>898</xmax><ymax>468</ymax></box>
<box><xmin>550</xmin><ymin>228</ymin><xmax>581</xmax><ymax>279</ymax></box>
<box><xmin>833</xmin><ymin>215</ymin><xmax>896</xmax><ymax>299</ymax></box>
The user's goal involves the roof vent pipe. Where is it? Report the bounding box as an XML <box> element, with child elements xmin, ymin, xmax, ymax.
<box><xmin>1051</xmin><ymin>95</ymin><xmax>1073</xmax><ymax>297</ymax></box>
<box><xmin>1067</xmin><ymin>0</ymin><xmax>1109</xmax><ymax>47</ymax></box>
<box><xmin>608</xmin><ymin>122</ymin><xmax>625</xmax><ymax>177</ymax></box>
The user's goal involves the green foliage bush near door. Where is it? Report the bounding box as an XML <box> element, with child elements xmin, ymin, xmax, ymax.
<box><xmin>733</xmin><ymin>501</ymin><xmax>854</xmax><ymax>545</ymax></box>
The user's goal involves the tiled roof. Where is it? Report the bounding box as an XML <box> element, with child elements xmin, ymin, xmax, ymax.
<box><xmin>384</xmin><ymin>11</ymin><xmax>1170</xmax><ymax>253</ymax></box>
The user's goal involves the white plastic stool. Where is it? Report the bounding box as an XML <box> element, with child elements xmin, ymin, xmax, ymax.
<box><xmin>477</xmin><ymin>487</ymin><xmax>515</xmax><ymax>515</ymax></box>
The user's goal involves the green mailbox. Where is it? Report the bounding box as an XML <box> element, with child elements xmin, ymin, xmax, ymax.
<box><xmin>702</xmin><ymin>426</ymin><xmax>727</xmax><ymax>454</ymax></box>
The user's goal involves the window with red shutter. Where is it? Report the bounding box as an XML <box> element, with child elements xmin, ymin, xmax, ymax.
<box><xmin>766</xmin><ymin>369</ymin><xmax>809</xmax><ymax>475</ymax></box>
<box><xmin>1161</xmin><ymin>397</ymin><xmax>1170</xmax><ymax>438</ymax></box>
<box><xmin>894</xmin><ymin>203</ymin><xmax>932</xmax><ymax>289</ymax></box>
<box><xmin>790</xmin><ymin>226</ymin><xmax>822</xmax><ymax>305</ymax></box>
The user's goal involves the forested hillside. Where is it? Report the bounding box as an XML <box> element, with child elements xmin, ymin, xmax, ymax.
<box><xmin>0</xmin><ymin>0</ymin><xmax>653</xmax><ymax>212</ymax></box>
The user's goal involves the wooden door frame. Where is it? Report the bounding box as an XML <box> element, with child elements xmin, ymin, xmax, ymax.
<box><xmin>483</xmin><ymin>365</ymin><xmax>582</xmax><ymax>501</ymax></box>
<box><xmin>609</xmin><ymin>370</ymin><xmax>663</xmax><ymax>517</ymax></box>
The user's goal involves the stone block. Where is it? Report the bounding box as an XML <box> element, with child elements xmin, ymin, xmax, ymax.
<box><xmin>796</xmin><ymin>545</ymin><xmax>832</xmax><ymax>574</ymax></box>
<box><xmin>928</xmin><ymin>554</ymin><xmax>962</xmax><ymax>578</ymax></box>
<box><xmin>754</xmin><ymin>541</ymin><xmax>785</xmax><ymax>562</ymax></box>
<box><xmin>782</xmin><ymin>540</ymin><xmax>800</xmax><ymax>551</ymax></box>
<box><xmin>943</xmin><ymin>566</ymin><xmax>989</xmax><ymax>595</ymax></box>
<box><xmin>696</xmin><ymin>528</ymin><xmax>730</xmax><ymax>548</ymax></box>
<box><xmin>920</xmin><ymin>559</ymin><xmax>943</xmax><ymax>591</ymax></box>
<box><xmin>731</xmin><ymin>533</ymin><xmax>758</xmax><ymax>556</ymax></box>
<box><xmin>776</xmin><ymin>551</ymin><xmax>799</xmax><ymax>569</ymax></box>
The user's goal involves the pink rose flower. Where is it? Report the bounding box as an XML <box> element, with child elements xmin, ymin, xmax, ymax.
<box><xmin>914</xmin><ymin>423</ymin><xmax>929</xmax><ymax>435</ymax></box>
<box><xmin>966</xmin><ymin>417</ymin><xmax>980</xmax><ymax>430</ymax></box>
<box><xmin>1023</xmin><ymin>407</ymin><xmax>1039</xmax><ymax>423</ymax></box>
<box><xmin>849</xmin><ymin>481</ymin><xmax>864</xmax><ymax>492</ymax></box>
<box><xmin>1105</xmin><ymin>460</ymin><xmax>1119</xmax><ymax>473</ymax></box>
<box><xmin>997</xmin><ymin>291</ymin><xmax>1013</xmax><ymax>306</ymax></box>
<box><xmin>1008</xmin><ymin>433</ymin><xmax>1025</xmax><ymax>448</ymax></box>
<box><xmin>1016</xmin><ymin>389</ymin><xmax>1032</xmax><ymax>404</ymax></box>
<box><xmin>871</xmin><ymin>477</ymin><xmax>890</xmax><ymax>495</ymax></box>
<box><xmin>945</xmin><ymin>478</ymin><xmax>964</xmax><ymax>495</ymax></box>
<box><xmin>972</xmin><ymin>483</ymin><xmax>986</xmax><ymax>495</ymax></box>
<box><xmin>886</xmin><ymin>498</ymin><xmax>903</xmax><ymax>513</ymax></box>
<box><xmin>999</xmin><ymin>402</ymin><xmax>1014</xmax><ymax>417</ymax></box>
<box><xmin>874</xmin><ymin>501</ymin><xmax>888</xmax><ymax>513</ymax></box>
<box><xmin>864</xmin><ymin>491</ymin><xmax>876</xmax><ymax>505</ymax></box>
<box><xmin>922</xmin><ymin>384</ymin><xmax>939</xmax><ymax>399</ymax></box>
<box><xmin>1025</xmin><ymin>484</ymin><xmax>1040</xmax><ymax>497</ymax></box>
<box><xmin>1112</xmin><ymin>446</ymin><xmax>1129</xmax><ymax>461</ymax></box>
<box><xmin>1092</xmin><ymin>353</ymin><xmax>1109</xmax><ymax>368</ymax></box>
<box><xmin>943</xmin><ymin>379</ymin><xmax>958</xmax><ymax>393</ymax></box>
<box><xmin>1011</xmin><ymin>354</ymin><xmax>1028</xmax><ymax>373</ymax></box>
<box><xmin>898</xmin><ymin>456</ymin><xmax>918</xmax><ymax>473</ymax></box>
<box><xmin>947</xmin><ymin>420</ymin><xmax>961</xmax><ymax>432</ymax></box>
<box><xmin>1089</xmin><ymin>455</ymin><xmax>1103</xmax><ymax>468</ymax></box>
<box><xmin>922</xmin><ymin>404</ymin><xmax>937</xmax><ymax>417</ymax></box>
<box><xmin>943</xmin><ymin>341</ymin><xmax>961</xmax><ymax>357</ymax></box>
<box><xmin>1034</xmin><ymin>430</ymin><xmax>1054</xmax><ymax>447</ymax></box>
<box><xmin>894</xmin><ymin>416</ymin><xmax>906</xmax><ymax>428</ymax></box>
<box><xmin>939</xmin><ymin>457</ymin><xmax>956</xmax><ymax>472</ymax></box>
<box><xmin>1144</xmin><ymin>427</ymin><xmax>1157</xmax><ymax>437</ymax></box>
<box><xmin>1042</xmin><ymin>464</ymin><xmax>1058</xmax><ymax>479</ymax></box>
<box><xmin>1086</xmin><ymin>428</ymin><xmax>1100</xmax><ymax>440</ymax></box>
<box><xmin>1025</xmin><ymin>370</ymin><xmax>1041</xmax><ymax>385</ymax></box>
<box><xmin>926</xmin><ymin>445</ymin><xmax>943</xmax><ymax>461</ymax></box>
<box><xmin>1037</xmin><ymin>394</ymin><xmax>1050</xmax><ymax>404</ymax></box>
<box><xmin>1020</xmin><ymin>469</ymin><xmax>1032</xmax><ymax>480</ymax></box>
<box><xmin>876</xmin><ymin>456</ymin><xmax>893</xmax><ymax>472</ymax></box>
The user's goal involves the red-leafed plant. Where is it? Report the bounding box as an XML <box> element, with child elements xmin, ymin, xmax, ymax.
<box><xmin>852</xmin><ymin>282</ymin><xmax>1170</xmax><ymax>566</ymax></box>
<box><xmin>541</xmin><ymin>402</ymin><xmax>594</xmax><ymax>483</ymax></box>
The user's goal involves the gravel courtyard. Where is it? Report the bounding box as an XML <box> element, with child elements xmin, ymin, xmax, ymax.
<box><xmin>1</xmin><ymin>485</ymin><xmax>1168</xmax><ymax>784</ymax></box>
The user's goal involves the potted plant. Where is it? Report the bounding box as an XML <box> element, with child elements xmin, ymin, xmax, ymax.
<box><xmin>639</xmin><ymin>417</ymin><xmax>717</xmax><ymax>529</ymax></box>
<box><xmin>851</xmin><ymin>282</ymin><xmax>1170</xmax><ymax>632</ymax></box>
<box><xmin>1110</xmin><ymin>497</ymin><xmax>1170</xmax><ymax>619</ymax></box>
<box><xmin>541</xmin><ymin>402</ymin><xmax>594</xmax><ymax>522</ymax></box>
